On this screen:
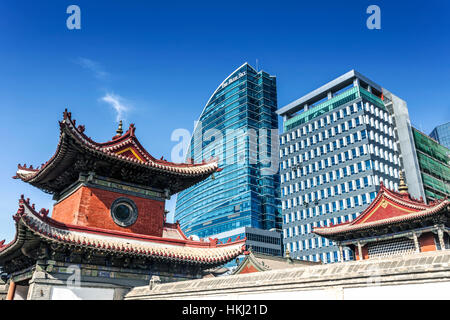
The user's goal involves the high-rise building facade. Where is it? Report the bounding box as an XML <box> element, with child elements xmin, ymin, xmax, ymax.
<box><xmin>277</xmin><ymin>70</ymin><xmax>407</xmax><ymax>263</ymax></box>
<box><xmin>430</xmin><ymin>122</ymin><xmax>450</xmax><ymax>149</ymax></box>
<box><xmin>412</xmin><ymin>127</ymin><xmax>450</xmax><ymax>202</ymax></box>
<box><xmin>175</xmin><ymin>63</ymin><xmax>282</xmax><ymax>256</ymax></box>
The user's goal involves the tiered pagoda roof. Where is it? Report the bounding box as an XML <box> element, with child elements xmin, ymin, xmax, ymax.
<box><xmin>14</xmin><ymin>109</ymin><xmax>220</xmax><ymax>195</ymax></box>
<box><xmin>1</xmin><ymin>109</ymin><xmax>244</xmax><ymax>275</ymax></box>
<box><xmin>313</xmin><ymin>181</ymin><xmax>449</xmax><ymax>242</ymax></box>
<box><xmin>0</xmin><ymin>195</ymin><xmax>245</xmax><ymax>273</ymax></box>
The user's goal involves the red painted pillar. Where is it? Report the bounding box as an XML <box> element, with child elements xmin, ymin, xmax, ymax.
<box><xmin>6</xmin><ymin>281</ymin><xmax>15</xmax><ymax>300</ymax></box>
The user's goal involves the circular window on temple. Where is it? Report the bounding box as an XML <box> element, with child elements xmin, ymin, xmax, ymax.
<box><xmin>111</xmin><ymin>198</ymin><xmax>138</xmax><ymax>227</ymax></box>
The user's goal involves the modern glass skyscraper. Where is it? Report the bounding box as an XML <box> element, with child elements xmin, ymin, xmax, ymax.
<box><xmin>175</xmin><ymin>63</ymin><xmax>281</xmax><ymax>253</ymax></box>
<box><xmin>277</xmin><ymin>70</ymin><xmax>407</xmax><ymax>263</ymax></box>
<box><xmin>430</xmin><ymin>122</ymin><xmax>450</xmax><ymax>149</ymax></box>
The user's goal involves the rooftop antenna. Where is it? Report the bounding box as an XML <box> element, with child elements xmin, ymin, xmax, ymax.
<box><xmin>256</xmin><ymin>59</ymin><xmax>259</xmax><ymax>72</ymax></box>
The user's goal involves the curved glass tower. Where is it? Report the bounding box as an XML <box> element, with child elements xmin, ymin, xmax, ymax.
<box><xmin>175</xmin><ymin>63</ymin><xmax>281</xmax><ymax>244</ymax></box>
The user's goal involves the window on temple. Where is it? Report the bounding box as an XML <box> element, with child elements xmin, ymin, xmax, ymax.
<box><xmin>111</xmin><ymin>198</ymin><xmax>138</xmax><ymax>227</ymax></box>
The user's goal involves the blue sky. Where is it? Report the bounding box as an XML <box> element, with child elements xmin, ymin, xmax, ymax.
<box><xmin>0</xmin><ymin>0</ymin><xmax>449</xmax><ymax>242</ymax></box>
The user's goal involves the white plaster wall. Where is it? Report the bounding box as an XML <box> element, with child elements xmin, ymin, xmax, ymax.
<box><xmin>172</xmin><ymin>281</ymin><xmax>450</xmax><ymax>300</ymax></box>
<box><xmin>51</xmin><ymin>286</ymin><xmax>115</xmax><ymax>300</ymax></box>
<box><xmin>343</xmin><ymin>281</ymin><xmax>450</xmax><ymax>300</ymax></box>
<box><xmin>13</xmin><ymin>285</ymin><xmax>30</xmax><ymax>300</ymax></box>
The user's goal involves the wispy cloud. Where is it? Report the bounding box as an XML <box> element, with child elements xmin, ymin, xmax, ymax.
<box><xmin>75</xmin><ymin>57</ymin><xmax>109</xmax><ymax>80</ymax></box>
<box><xmin>100</xmin><ymin>93</ymin><xmax>130</xmax><ymax>122</ymax></box>
<box><xmin>74</xmin><ymin>58</ymin><xmax>131</xmax><ymax>122</ymax></box>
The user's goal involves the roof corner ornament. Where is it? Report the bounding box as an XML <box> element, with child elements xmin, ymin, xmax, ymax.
<box><xmin>149</xmin><ymin>275</ymin><xmax>161</xmax><ymax>290</ymax></box>
<box><xmin>164</xmin><ymin>188</ymin><xmax>170</xmax><ymax>199</ymax></box>
<box><xmin>209</xmin><ymin>238</ymin><xmax>218</xmax><ymax>247</ymax></box>
<box><xmin>39</xmin><ymin>208</ymin><xmax>49</xmax><ymax>218</ymax></box>
<box><xmin>129</xmin><ymin>123</ymin><xmax>136</xmax><ymax>136</ymax></box>
<box><xmin>63</xmin><ymin>108</ymin><xmax>72</xmax><ymax>121</ymax></box>
<box><xmin>87</xmin><ymin>171</ymin><xmax>95</xmax><ymax>182</ymax></box>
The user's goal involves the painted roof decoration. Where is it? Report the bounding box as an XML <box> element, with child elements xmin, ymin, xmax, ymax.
<box><xmin>313</xmin><ymin>180</ymin><xmax>449</xmax><ymax>239</ymax></box>
<box><xmin>0</xmin><ymin>195</ymin><xmax>246</xmax><ymax>267</ymax></box>
<box><xmin>13</xmin><ymin>109</ymin><xmax>221</xmax><ymax>195</ymax></box>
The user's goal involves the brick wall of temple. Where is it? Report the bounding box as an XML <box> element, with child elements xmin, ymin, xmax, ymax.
<box><xmin>52</xmin><ymin>185</ymin><xmax>165</xmax><ymax>237</ymax></box>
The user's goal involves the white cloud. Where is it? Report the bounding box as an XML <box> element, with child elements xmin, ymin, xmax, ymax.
<box><xmin>100</xmin><ymin>93</ymin><xmax>129</xmax><ymax>122</ymax></box>
<box><xmin>75</xmin><ymin>57</ymin><xmax>109</xmax><ymax>80</ymax></box>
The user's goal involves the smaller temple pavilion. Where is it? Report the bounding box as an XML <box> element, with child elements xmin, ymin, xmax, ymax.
<box><xmin>232</xmin><ymin>249</ymin><xmax>318</xmax><ymax>275</ymax></box>
<box><xmin>314</xmin><ymin>173</ymin><xmax>449</xmax><ymax>262</ymax></box>
<box><xmin>0</xmin><ymin>110</ymin><xmax>245</xmax><ymax>300</ymax></box>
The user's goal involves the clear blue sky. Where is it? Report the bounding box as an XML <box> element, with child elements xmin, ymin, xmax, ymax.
<box><xmin>0</xmin><ymin>0</ymin><xmax>449</xmax><ymax>242</ymax></box>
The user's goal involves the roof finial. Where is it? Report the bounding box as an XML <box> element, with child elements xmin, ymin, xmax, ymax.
<box><xmin>285</xmin><ymin>248</ymin><xmax>293</xmax><ymax>264</ymax></box>
<box><xmin>116</xmin><ymin>120</ymin><xmax>123</xmax><ymax>136</ymax></box>
<box><xmin>398</xmin><ymin>170</ymin><xmax>408</xmax><ymax>194</ymax></box>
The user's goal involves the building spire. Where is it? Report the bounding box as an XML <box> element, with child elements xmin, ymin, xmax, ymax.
<box><xmin>398</xmin><ymin>170</ymin><xmax>408</xmax><ymax>194</ymax></box>
<box><xmin>116</xmin><ymin>120</ymin><xmax>123</xmax><ymax>136</ymax></box>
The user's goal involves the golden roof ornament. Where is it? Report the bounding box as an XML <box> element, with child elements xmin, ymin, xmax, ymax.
<box><xmin>398</xmin><ymin>170</ymin><xmax>409</xmax><ymax>194</ymax></box>
<box><xmin>116</xmin><ymin>120</ymin><xmax>123</xmax><ymax>136</ymax></box>
<box><xmin>285</xmin><ymin>248</ymin><xmax>293</xmax><ymax>264</ymax></box>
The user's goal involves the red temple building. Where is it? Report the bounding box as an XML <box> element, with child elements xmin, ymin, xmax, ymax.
<box><xmin>0</xmin><ymin>110</ymin><xmax>245</xmax><ymax>300</ymax></box>
<box><xmin>313</xmin><ymin>173</ymin><xmax>449</xmax><ymax>262</ymax></box>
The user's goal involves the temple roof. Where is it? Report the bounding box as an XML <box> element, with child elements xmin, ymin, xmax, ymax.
<box><xmin>0</xmin><ymin>196</ymin><xmax>246</xmax><ymax>271</ymax></box>
<box><xmin>313</xmin><ymin>182</ymin><xmax>449</xmax><ymax>241</ymax></box>
<box><xmin>232</xmin><ymin>251</ymin><xmax>318</xmax><ymax>274</ymax></box>
<box><xmin>13</xmin><ymin>109</ymin><xmax>220</xmax><ymax>195</ymax></box>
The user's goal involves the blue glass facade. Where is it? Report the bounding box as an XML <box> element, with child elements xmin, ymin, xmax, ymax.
<box><xmin>430</xmin><ymin>122</ymin><xmax>450</xmax><ymax>150</ymax></box>
<box><xmin>175</xmin><ymin>63</ymin><xmax>281</xmax><ymax>241</ymax></box>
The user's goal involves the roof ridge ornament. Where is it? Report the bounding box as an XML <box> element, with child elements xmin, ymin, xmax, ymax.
<box><xmin>112</xmin><ymin>120</ymin><xmax>124</xmax><ymax>140</ymax></box>
<box><xmin>285</xmin><ymin>248</ymin><xmax>293</xmax><ymax>264</ymax></box>
<box><xmin>398</xmin><ymin>170</ymin><xmax>409</xmax><ymax>195</ymax></box>
<box><xmin>117</xmin><ymin>120</ymin><xmax>123</xmax><ymax>134</ymax></box>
